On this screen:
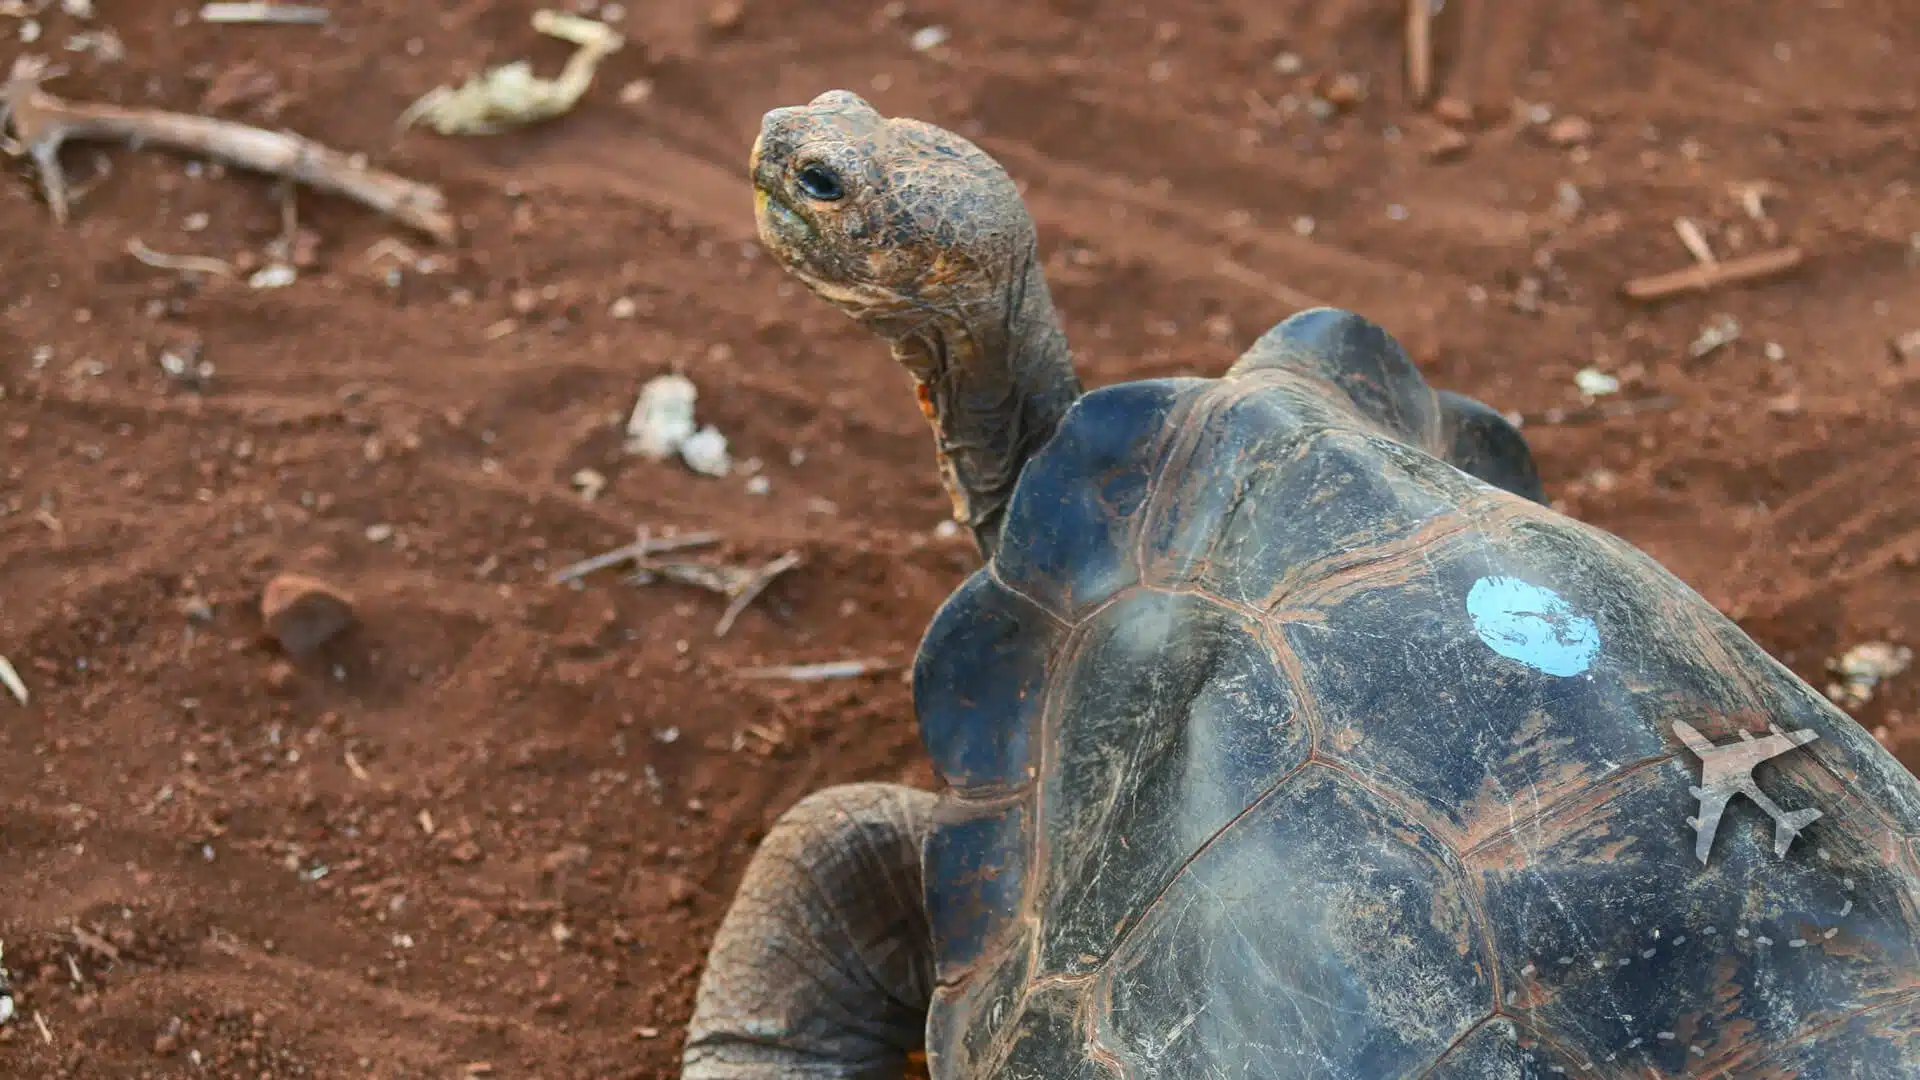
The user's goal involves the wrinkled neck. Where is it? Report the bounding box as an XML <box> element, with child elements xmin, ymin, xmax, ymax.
<box><xmin>890</xmin><ymin>252</ymin><xmax>1081</xmax><ymax>559</ymax></box>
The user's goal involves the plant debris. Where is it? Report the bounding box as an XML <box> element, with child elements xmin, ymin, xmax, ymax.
<box><xmin>628</xmin><ymin>550</ymin><xmax>803</xmax><ymax>637</ymax></box>
<box><xmin>399</xmin><ymin>10</ymin><xmax>624</xmax><ymax>136</ymax></box>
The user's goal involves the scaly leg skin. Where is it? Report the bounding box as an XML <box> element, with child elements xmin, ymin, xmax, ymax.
<box><xmin>683</xmin><ymin>782</ymin><xmax>937</xmax><ymax>1079</ymax></box>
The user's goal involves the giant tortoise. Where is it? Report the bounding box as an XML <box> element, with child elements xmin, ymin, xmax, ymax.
<box><xmin>682</xmin><ymin>90</ymin><xmax>1920</xmax><ymax>1079</ymax></box>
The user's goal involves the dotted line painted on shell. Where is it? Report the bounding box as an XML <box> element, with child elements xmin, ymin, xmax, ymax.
<box><xmin>1506</xmin><ymin>866</ymin><xmax>1859</xmax><ymax>1074</ymax></box>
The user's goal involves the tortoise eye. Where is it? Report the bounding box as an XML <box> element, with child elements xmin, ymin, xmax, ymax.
<box><xmin>795</xmin><ymin>163</ymin><xmax>845</xmax><ymax>202</ymax></box>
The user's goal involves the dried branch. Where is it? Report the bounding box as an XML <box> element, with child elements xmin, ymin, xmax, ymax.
<box><xmin>2</xmin><ymin>57</ymin><xmax>454</xmax><ymax>243</ymax></box>
<box><xmin>1622</xmin><ymin>246</ymin><xmax>1804</xmax><ymax>303</ymax></box>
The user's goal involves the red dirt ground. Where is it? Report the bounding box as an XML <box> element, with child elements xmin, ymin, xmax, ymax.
<box><xmin>1</xmin><ymin>1</ymin><xmax>1914</xmax><ymax>1076</ymax></box>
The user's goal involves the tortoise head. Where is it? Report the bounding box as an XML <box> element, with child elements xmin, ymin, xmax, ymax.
<box><xmin>750</xmin><ymin>90</ymin><xmax>1032</xmax><ymax>353</ymax></box>
<box><xmin>750</xmin><ymin>91</ymin><xmax>1081</xmax><ymax>556</ymax></box>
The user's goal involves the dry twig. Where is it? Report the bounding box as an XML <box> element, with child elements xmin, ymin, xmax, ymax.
<box><xmin>2</xmin><ymin>56</ymin><xmax>454</xmax><ymax>242</ymax></box>
<box><xmin>734</xmin><ymin>658</ymin><xmax>895</xmax><ymax>681</ymax></box>
<box><xmin>198</xmin><ymin>2</ymin><xmax>329</xmax><ymax>23</ymax></box>
<box><xmin>125</xmin><ymin>237</ymin><xmax>234</xmax><ymax>277</ymax></box>
<box><xmin>1406</xmin><ymin>0</ymin><xmax>1433</xmax><ymax>105</ymax></box>
<box><xmin>1672</xmin><ymin>217</ymin><xmax>1717</xmax><ymax>265</ymax></box>
<box><xmin>1518</xmin><ymin>394</ymin><xmax>1678</xmax><ymax>427</ymax></box>
<box><xmin>548</xmin><ymin>530</ymin><xmax>721</xmax><ymax>584</ymax></box>
<box><xmin>1622</xmin><ymin>246</ymin><xmax>1804</xmax><ymax>303</ymax></box>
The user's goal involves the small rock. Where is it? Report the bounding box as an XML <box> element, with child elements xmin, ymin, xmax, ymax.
<box><xmin>572</xmin><ymin>468</ymin><xmax>608</xmax><ymax>501</ymax></box>
<box><xmin>264</xmin><ymin>660</ymin><xmax>297</xmax><ymax>695</ymax></box>
<box><xmin>909</xmin><ymin>25</ymin><xmax>948</xmax><ymax>51</ymax></box>
<box><xmin>1689</xmin><ymin>315</ymin><xmax>1741</xmax><ymax>358</ymax></box>
<box><xmin>1422</xmin><ymin>125</ymin><xmax>1471</xmax><ymax>162</ymax></box>
<box><xmin>1320</xmin><ymin>72</ymin><xmax>1366</xmax><ymax>108</ymax></box>
<box><xmin>1574</xmin><ymin>369</ymin><xmax>1620</xmax><ymax>397</ymax></box>
<box><xmin>1766</xmin><ymin>390</ymin><xmax>1803</xmax><ymax>417</ymax></box>
<box><xmin>542</xmin><ymin>844</ymin><xmax>592</xmax><ymax>875</ymax></box>
<box><xmin>1272</xmin><ymin>51</ymin><xmax>1303</xmax><ymax>75</ymax></box>
<box><xmin>1892</xmin><ymin>329</ymin><xmax>1920</xmax><ymax>364</ymax></box>
<box><xmin>680</xmin><ymin>426</ymin><xmax>732</xmax><ymax>477</ymax></box>
<box><xmin>1432</xmin><ymin>96</ymin><xmax>1475</xmax><ymax>126</ymax></box>
<box><xmin>1544</xmin><ymin>115</ymin><xmax>1593</xmax><ymax>147</ymax></box>
<box><xmin>708</xmin><ymin>0</ymin><xmax>743</xmax><ymax>31</ymax></box>
<box><xmin>180</xmin><ymin>597</ymin><xmax>215</xmax><ymax>623</ymax></box>
<box><xmin>153</xmin><ymin>1032</ymin><xmax>179</xmax><ymax>1056</ymax></box>
<box><xmin>665</xmin><ymin>874</ymin><xmax>695</xmax><ymax>907</ymax></box>
<box><xmin>260</xmin><ymin>573</ymin><xmax>357</xmax><ymax>655</ymax></box>
<box><xmin>247</xmin><ymin>263</ymin><xmax>297</xmax><ymax>290</ymax></box>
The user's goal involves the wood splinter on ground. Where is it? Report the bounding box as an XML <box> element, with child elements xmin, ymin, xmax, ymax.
<box><xmin>1621</xmin><ymin>246</ymin><xmax>1804</xmax><ymax>303</ymax></box>
<box><xmin>1</xmin><ymin>56</ymin><xmax>455</xmax><ymax>243</ymax></box>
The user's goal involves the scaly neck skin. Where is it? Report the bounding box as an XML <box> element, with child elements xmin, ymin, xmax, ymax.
<box><xmin>886</xmin><ymin>251</ymin><xmax>1082</xmax><ymax>559</ymax></box>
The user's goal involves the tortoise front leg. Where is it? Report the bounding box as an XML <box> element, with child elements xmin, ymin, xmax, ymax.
<box><xmin>683</xmin><ymin>783</ymin><xmax>937</xmax><ymax>1079</ymax></box>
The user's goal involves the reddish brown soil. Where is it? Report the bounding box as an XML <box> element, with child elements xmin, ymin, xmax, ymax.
<box><xmin>1</xmin><ymin>1</ymin><xmax>1915</xmax><ymax>1076</ymax></box>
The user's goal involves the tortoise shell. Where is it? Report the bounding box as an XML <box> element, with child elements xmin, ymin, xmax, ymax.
<box><xmin>910</xmin><ymin>308</ymin><xmax>1920</xmax><ymax>1078</ymax></box>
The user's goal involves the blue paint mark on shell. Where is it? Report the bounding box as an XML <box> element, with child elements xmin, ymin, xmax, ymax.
<box><xmin>1466</xmin><ymin>576</ymin><xmax>1600</xmax><ymax>677</ymax></box>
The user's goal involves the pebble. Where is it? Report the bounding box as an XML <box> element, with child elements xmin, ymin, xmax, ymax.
<box><xmin>1320</xmin><ymin>72</ymin><xmax>1366</xmax><ymax>108</ymax></box>
<box><xmin>247</xmin><ymin>263</ymin><xmax>298</xmax><ymax>290</ymax></box>
<box><xmin>679</xmin><ymin>426</ymin><xmax>732</xmax><ymax>477</ymax></box>
<box><xmin>910</xmin><ymin>25</ymin><xmax>948</xmax><ymax>51</ymax></box>
<box><xmin>1545</xmin><ymin>115</ymin><xmax>1595</xmax><ymax>147</ymax></box>
<box><xmin>1433</xmin><ymin>96</ymin><xmax>1475</xmax><ymax>126</ymax></box>
<box><xmin>572</xmin><ymin>468</ymin><xmax>608</xmax><ymax>501</ymax></box>
<box><xmin>260</xmin><ymin>573</ymin><xmax>357</xmax><ymax>655</ymax></box>
<box><xmin>1423</xmin><ymin>125</ymin><xmax>1471</xmax><ymax>162</ymax></box>
<box><xmin>1892</xmin><ymin>329</ymin><xmax>1920</xmax><ymax>364</ymax></box>
<box><xmin>708</xmin><ymin>0</ymin><xmax>742</xmax><ymax>31</ymax></box>
<box><xmin>1574</xmin><ymin>369</ymin><xmax>1620</xmax><ymax>396</ymax></box>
